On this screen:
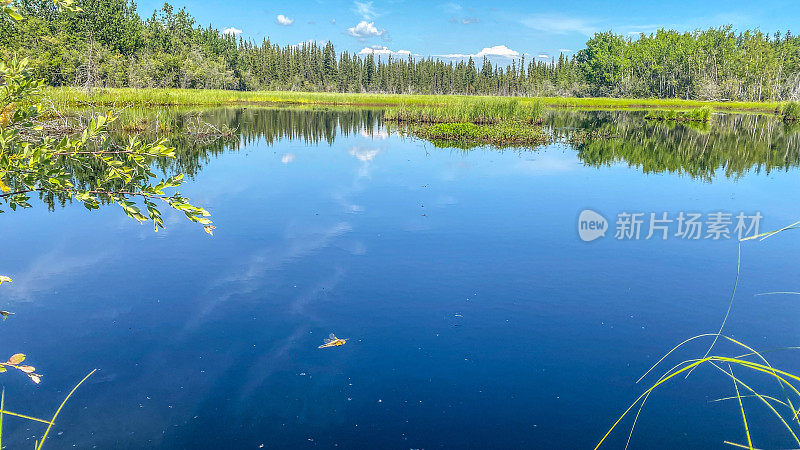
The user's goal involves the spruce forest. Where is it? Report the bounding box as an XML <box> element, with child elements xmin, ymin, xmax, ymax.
<box><xmin>2</xmin><ymin>0</ymin><xmax>800</xmax><ymax>102</ymax></box>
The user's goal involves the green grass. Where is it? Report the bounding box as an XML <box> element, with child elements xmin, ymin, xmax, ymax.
<box><xmin>404</xmin><ymin>122</ymin><xmax>549</xmax><ymax>149</ymax></box>
<box><xmin>43</xmin><ymin>87</ymin><xmax>786</xmax><ymax>113</ymax></box>
<box><xmin>597</xmin><ymin>220</ymin><xmax>800</xmax><ymax>449</ymax></box>
<box><xmin>0</xmin><ymin>370</ymin><xmax>96</xmax><ymax>449</ymax></box>
<box><xmin>644</xmin><ymin>106</ymin><xmax>713</xmax><ymax>122</ymax></box>
<box><xmin>384</xmin><ymin>98</ymin><xmax>543</xmax><ymax>124</ymax></box>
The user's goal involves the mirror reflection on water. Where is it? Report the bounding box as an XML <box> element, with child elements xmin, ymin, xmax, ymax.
<box><xmin>3</xmin><ymin>107</ymin><xmax>800</xmax><ymax>448</ymax></box>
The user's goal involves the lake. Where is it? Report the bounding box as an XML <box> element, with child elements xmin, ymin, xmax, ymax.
<box><xmin>2</xmin><ymin>107</ymin><xmax>800</xmax><ymax>448</ymax></box>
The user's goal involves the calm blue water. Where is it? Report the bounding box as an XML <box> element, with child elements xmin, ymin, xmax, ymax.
<box><xmin>2</xmin><ymin>109</ymin><xmax>800</xmax><ymax>448</ymax></box>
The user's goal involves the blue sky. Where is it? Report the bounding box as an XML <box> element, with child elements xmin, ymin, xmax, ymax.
<box><xmin>136</xmin><ymin>0</ymin><xmax>800</xmax><ymax>61</ymax></box>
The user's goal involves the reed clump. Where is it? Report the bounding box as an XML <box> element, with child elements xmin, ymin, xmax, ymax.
<box><xmin>384</xmin><ymin>98</ymin><xmax>543</xmax><ymax>125</ymax></box>
<box><xmin>412</xmin><ymin>122</ymin><xmax>549</xmax><ymax>147</ymax></box>
<box><xmin>644</xmin><ymin>106</ymin><xmax>713</xmax><ymax>123</ymax></box>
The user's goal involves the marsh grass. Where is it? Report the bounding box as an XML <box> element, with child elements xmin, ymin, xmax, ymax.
<box><xmin>42</xmin><ymin>87</ymin><xmax>784</xmax><ymax>113</ymax></box>
<box><xmin>644</xmin><ymin>107</ymin><xmax>713</xmax><ymax>123</ymax></box>
<box><xmin>407</xmin><ymin>122</ymin><xmax>549</xmax><ymax>148</ymax></box>
<box><xmin>384</xmin><ymin>99</ymin><xmax>543</xmax><ymax>124</ymax></box>
<box><xmin>597</xmin><ymin>222</ymin><xmax>800</xmax><ymax>449</ymax></box>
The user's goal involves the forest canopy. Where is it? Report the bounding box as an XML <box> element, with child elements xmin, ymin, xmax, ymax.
<box><xmin>1</xmin><ymin>0</ymin><xmax>800</xmax><ymax>101</ymax></box>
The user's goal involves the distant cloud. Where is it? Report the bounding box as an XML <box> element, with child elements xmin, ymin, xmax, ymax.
<box><xmin>353</xmin><ymin>1</ymin><xmax>378</xmax><ymax>20</ymax></box>
<box><xmin>537</xmin><ymin>54</ymin><xmax>549</xmax><ymax>58</ymax></box>
<box><xmin>437</xmin><ymin>44</ymin><xmax>520</xmax><ymax>59</ymax></box>
<box><xmin>442</xmin><ymin>2</ymin><xmax>462</xmax><ymax>12</ymax></box>
<box><xmin>346</xmin><ymin>21</ymin><xmax>386</xmax><ymax>38</ymax></box>
<box><xmin>291</xmin><ymin>39</ymin><xmax>318</xmax><ymax>48</ymax></box>
<box><xmin>281</xmin><ymin>153</ymin><xmax>296</xmax><ymax>164</ymax></box>
<box><xmin>331</xmin><ymin>18</ymin><xmax>337</xmax><ymax>24</ymax></box>
<box><xmin>520</xmin><ymin>14</ymin><xmax>596</xmax><ymax>36</ymax></box>
<box><xmin>349</xmin><ymin>146</ymin><xmax>380</xmax><ymax>162</ymax></box>
<box><xmin>559</xmin><ymin>48</ymin><xmax>572</xmax><ymax>53</ymax></box>
<box><xmin>276</xmin><ymin>14</ymin><xmax>294</xmax><ymax>26</ymax></box>
<box><xmin>622</xmin><ymin>24</ymin><xmax>667</xmax><ymax>35</ymax></box>
<box><xmin>451</xmin><ymin>16</ymin><xmax>479</xmax><ymax>24</ymax></box>
<box><xmin>358</xmin><ymin>45</ymin><xmax>413</xmax><ymax>57</ymax></box>
<box><xmin>222</xmin><ymin>27</ymin><xmax>243</xmax><ymax>36</ymax></box>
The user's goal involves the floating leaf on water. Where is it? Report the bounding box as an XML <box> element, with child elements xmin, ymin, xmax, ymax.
<box><xmin>7</xmin><ymin>353</ymin><xmax>25</xmax><ymax>365</ymax></box>
<box><xmin>0</xmin><ymin>366</ymin><xmax>6</xmax><ymax>373</ymax></box>
<box><xmin>17</xmin><ymin>365</ymin><xmax>35</xmax><ymax>373</ymax></box>
<box><xmin>0</xmin><ymin>311</ymin><xmax>14</xmax><ymax>321</ymax></box>
<box><xmin>0</xmin><ymin>276</ymin><xmax>11</xmax><ymax>285</ymax></box>
<box><xmin>204</xmin><ymin>225</ymin><xmax>216</xmax><ymax>236</ymax></box>
<box><xmin>318</xmin><ymin>334</ymin><xmax>348</xmax><ymax>349</ymax></box>
<box><xmin>28</xmin><ymin>374</ymin><xmax>41</xmax><ymax>384</ymax></box>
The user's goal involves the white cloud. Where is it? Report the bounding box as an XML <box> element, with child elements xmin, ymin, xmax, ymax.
<box><xmin>349</xmin><ymin>146</ymin><xmax>380</xmax><ymax>162</ymax></box>
<box><xmin>437</xmin><ymin>44</ymin><xmax>520</xmax><ymax>59</ymax></box>
<box><xmin>346</xmin><ymin>21</ymin><xmax>386</xmax><ymax>38</ymax></box>
<box><xmin>476</xmin><ymin>45</ymin><xmax>519</xmax><ymax>57</ymax></box>
<box><xmin>358</xmin><ymin>46</ymin><xmax>413</xmax><ymax>57</ymax></box>
<box><xmin>559</xmin><ymin>48</ymin><xmax>572</xmax><ymax>53</ymax></box>
<box><xmin>537</xmin><ymin>54</ymin><xmax>549</xmax><ymax>58</ymax></box>
<box><xmin>276</xmin><ymin>14</ymin><xmax>294</xmax><ymax>26</ymax></box>
<box><xmin>292</xmin><ymin>39</ymin><xmax>318</xmax><ymax>48</ymax></box>
<box><xmin>281</xmin><ymin>153</ymin><xmax>296</xmax><ymax>164</ymax></box>
<box><xmin>622</xmin><ymin>24</ymin><xmax>667</xmax><ymax>36</ymax></box>
<box><xmin>353</xmin><ymin>1</ymin><xmax>377</xmax><ymax>20</ymax></box>
<box><xmin>360</xmin><ymin>129</ymin><xmax>389</xmax><ymax>139</ymax></box>
<box><xmin>520</xmin><ymin>14</ymin><xmax>596</xmax><ymax>36</ymax></box>
<box><xmin>451</xmin><ymin>16</ymin><xmax>479</xmax><ymax>24</ymax></box>
<box><xmin>222</xmin><ymin>27</ymin><xmax>243</xmax><ymax>36</ymax></box>
<box><xmin>331</xmin><ymin>18</ymin><xmax>337</xmax><ymax>24</ymax></box>
<box><xmin>442</xmin><ymin>2</ymin><xmax>462</xmax><ymax>12</ymax></box>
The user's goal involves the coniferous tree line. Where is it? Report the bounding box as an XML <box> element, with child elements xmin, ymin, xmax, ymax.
<box><xmin>2</xmin><ymin>0</ymin><xmax>800</xmax><ymax>101</ymax></box>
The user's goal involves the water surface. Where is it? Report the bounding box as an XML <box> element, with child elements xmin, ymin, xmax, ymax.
<box><xmin>2</xmin><ymin>108</ymin><xmax>800</xmax><ymax>448</ymax></box>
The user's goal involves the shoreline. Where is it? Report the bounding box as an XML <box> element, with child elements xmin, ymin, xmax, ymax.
<box><xmin>44</xmin><ymin>87</ymin><xmax>785</xmax><ymax>114</ymax></box>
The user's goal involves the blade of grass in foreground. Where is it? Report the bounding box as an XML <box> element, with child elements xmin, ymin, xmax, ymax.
<box><xmin>36</xmin><ymin>369</ymin><xmax>96</xmax><ymax>450</ymax></box>
<box><xmin>1</xmin><ymin>388</ymin><xmax>4</xmax><ymax>450</ymax></box>
<box><xmin>726</xmin><ymin>364</ymin><xmax>753</xmax><ymax>449</ymax></box>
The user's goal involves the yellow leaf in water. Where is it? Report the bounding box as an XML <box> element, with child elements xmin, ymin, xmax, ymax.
<box><xmin>204</xmin><ymin>225</ymin><xmax>216</xmax><ymax>236</ymax></box>
<box><xmin>0</xmin><ymin>276</ymin><xmax>11</xmax><ymax>285</ymax></box>
<box><xmin>7</xmin><ymin>353</ymin><xmax>25</xmax><ymax>365</ymax></box>
<box><xmin>17</xmin><ymin>365</ymin><xmax>35</xmax><ymax>373</ymax></box>
<box><xmin>28</xmin><ymin>374</ymin><xmax>41</xmax><ymax>384</ymax></box>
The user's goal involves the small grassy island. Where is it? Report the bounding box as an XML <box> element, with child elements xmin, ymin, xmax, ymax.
<box><xmin>383</xmin><ymin>99</ymin><xmax>547</xmax><ymax>147</ymax></box>
<box><xmin>644</xmin><ymin>106</ymin><xmax>713</xmax><ymax>123</ymax></box>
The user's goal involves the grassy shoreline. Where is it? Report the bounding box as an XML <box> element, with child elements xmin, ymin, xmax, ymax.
<box><xmin>44</xmin><ymin>87</ymin><xmax>786</xmax><ymax>114</ymax></box>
